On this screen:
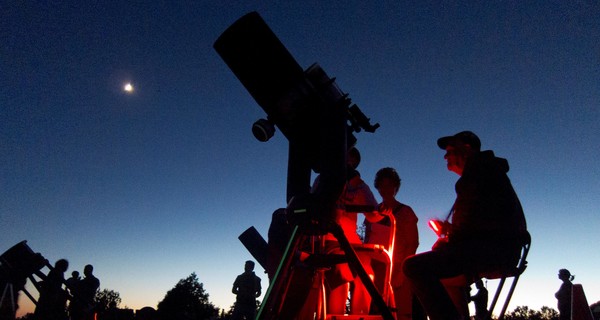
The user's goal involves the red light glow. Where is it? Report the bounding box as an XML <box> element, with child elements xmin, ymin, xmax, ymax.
<box><xmin>428</xmin><ymin>219</ymin><xmax>443</xmax><ymax>237</ymax></box>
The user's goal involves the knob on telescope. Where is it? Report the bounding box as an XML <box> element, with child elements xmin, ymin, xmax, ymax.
<box><xmin>252</xmin><ymin>118</ymin><xmax>276</xmax><ymax>142</ymax></box>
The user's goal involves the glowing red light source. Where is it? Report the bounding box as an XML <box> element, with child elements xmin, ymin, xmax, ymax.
<box><xmin>428</xmin><ymin>219</ymin><xmax>444</xmax><ymax>237</ymax></box>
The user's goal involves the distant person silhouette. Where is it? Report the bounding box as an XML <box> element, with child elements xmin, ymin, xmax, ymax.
<box><xmin>65</xmin><ymin>271</ymin><xmax>81</xmax><ymax>320</ymax></box>
<box><xmin>470</xmin><ymin>279</ymin><xmax>488</xmax><ymax>320</ymax></box>
<box><xmin>403</xmin><ymin>131</ymin><xmax>528</xmax><ymax>320</ymax></box>
<box><xmin>34</xmin><ymin>258</ymin><xmax>69</xmax><ymax>320</ymax></box>
<box><xmin>555</xmin><ymin>268</ymin><xmax>574</xmax><ymax>320</ymax></box>
<box><xmin>364</xmin><ymin>167</ymin><xmax>420</xmax><ymax>320</ymax></box>
<box><xmin>65</xmin><ymin>271</ymin><xmax>80</xmax><ymax>295</ymax></box>
<box><xmin>231</xmin><ymin>260</ymin><xmax>261</xmax><ymax>320</ymax></box>
<box><xmin>71</xmin><ymin>264</ymin><xmax>100</xmax><ymax>320</ymax></box>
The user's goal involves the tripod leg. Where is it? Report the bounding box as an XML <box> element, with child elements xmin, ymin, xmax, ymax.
<box><xmin>330</xmin><ymin>223</ymin><xmax>395</xmax><ymax>320</ymax></box>
<box><xmin>257</xmin><ymin>225</ymin><xmax>304</xmax><ymax>319</ymax></box>
<box><xmin>1</xmin><ymin>283</ymin><xmax>16</xmax><ymax>316</ymax></box>
<box><xmin>21</xmin><ymin>287</ymin><xmax>37</xmax><ymax>306</ymax></box>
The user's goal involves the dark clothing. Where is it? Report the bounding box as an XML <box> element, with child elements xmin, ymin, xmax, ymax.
<box><xmin>403</xmin><ymin>151</ymin><xmax>527</xmax><ymax>320</ymax></box>
<box><xmin>449</xmin><ymin>151</ymin><xmax>527</xmax><ymax>246</ymax></box>
<box><xmin>232</xmin><ymin>271</ymin><xmax>261</xmax><ymax>320</ymax></box>
<box><xmin>35</xmin><ymin>269</ymin><xmax>68</xmax><ymax>320</ymax></box>
<box><xmin>71</xmin><ymin>275</ymin><xmax>99</xmax><ymax>320</ymax></box>
<box><xmin>555</xmin><ymin>281</ymin><xmax>573</xmax><ymax>320</ymax></box>
<box><xmin>471</xmin><ymin>287</ymin><xmax>489</xmax><ymax>320</ymax></box>
<box><xmin>65</xmin><ymin>277</ymin><xmax>80</xmax><ymax>295</ymax></box>
<box><xmin>80</xmin><ymin>275</ymin><xmax>100</xmax><ymax>303</ymax></box>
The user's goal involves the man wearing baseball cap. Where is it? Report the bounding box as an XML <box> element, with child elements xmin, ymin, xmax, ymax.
<box><xmin>403</xmin><ymin>131</ymin><xmax>528</xmax><ymax>320</ymax></box>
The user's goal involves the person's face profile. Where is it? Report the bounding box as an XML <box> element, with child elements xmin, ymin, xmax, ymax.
<box><xmin>376</xmin><ymin>178</ymin><xmax>397</xmax><ymax>200</ymax></box>
<box><xmin>444</xmin><ymin>143</ymin><xmax>470</xmax><ymax>175</ymax></box>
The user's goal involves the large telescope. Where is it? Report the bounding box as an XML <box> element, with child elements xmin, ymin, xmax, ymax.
<box><xmin>214</xmin><ymin>11</ymin><xmax>379</xmax><ymax>206</ymax></box>
<box><xmin>1</xmin><ymin>241</ymin><xmax>50</xmax><ymax>319</ymax></box>
<box><xmin>214</xmin><ymin>12</ymin><xmax>392</xmax><ymax>320</ymax></box>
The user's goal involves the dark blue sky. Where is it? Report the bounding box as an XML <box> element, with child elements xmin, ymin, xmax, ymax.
<box><xmin>2</xmin><ymin>1</ymin><xmax>599</xmax><ymax>315</ymax></box>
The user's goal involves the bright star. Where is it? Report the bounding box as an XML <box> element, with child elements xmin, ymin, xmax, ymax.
<box><xmin>124</xmin><ymin>83</ymin><xmax>134</xmax><ymax>93</ymax></box>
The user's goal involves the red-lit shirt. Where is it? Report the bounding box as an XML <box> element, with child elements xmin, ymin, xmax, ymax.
<box><xmin>318</xmin><ymin>172</ymin><xmax>378</xmax><ymax>244</ymax></box>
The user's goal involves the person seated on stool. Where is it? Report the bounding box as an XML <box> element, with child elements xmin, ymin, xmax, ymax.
<box><xmin>403</xmin><ymin>131</ymin><xmax>527</xmax><ymax>320</ymax></box>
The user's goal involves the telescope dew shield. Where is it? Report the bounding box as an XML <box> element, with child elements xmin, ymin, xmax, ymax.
<box><xmin>238</xmin><ymin>226</ymin><xmax>269</xmax><ymax>270</ymax></box>
<box><xmin>213</xmin><ymin>12</ymin><xmax>305</xmax><ymax>138</ymax></box>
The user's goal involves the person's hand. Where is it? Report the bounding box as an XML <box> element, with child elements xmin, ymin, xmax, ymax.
<box><xmin>379</xmin><ymin>208</ymin><xmax>393</xmax><ymax>218</ymax></box>
<box><xmin>428</xmin><ymin>219</ymin><xmax>450</xmax><ymax>237</ymax></box>
<box><xmin>431</xmin><ymin>237</ymin><xmax>449</xmax><ymax>250</ymax></box>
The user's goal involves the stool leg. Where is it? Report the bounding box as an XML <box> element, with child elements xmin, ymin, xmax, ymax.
<box><xmin>488</xmin><ymin>277</ymin><xmax>506</xmax><ymax>318</ymax></box>
<box><xmin>498</xmin><ymin>275</ymin><xmax>522</xmax><ymax>320</ymax></box>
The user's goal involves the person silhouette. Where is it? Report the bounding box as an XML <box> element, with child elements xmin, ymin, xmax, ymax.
<box><xmin>70</xmin><ymin>264</ymin><xmax>99</xmax><ymax>320</ymax></box>
<box><xmin>364</xmin><ymin>167</ymin><xmax>420</xmax><ymax>320</ymax></box>
<box><xmin>231</xmin><ymin>260</ymin><xmax>262</xmax><ymax>320</ymax></box>
<box><xmin>555</xmin><ymin>268</ymin><xmax>574</xmax><ymax>320</ymax></box>
<box><xmin>470</xmin><ymin>279</ymin><xmax>488</xmax><ymax>320</ymax></box>
<box><xmin>315</xmin><ymin>147</ymin><xmax>387</xmax><ymax>315</ymax></box>
<box><xmin>65</xmin><ymin>270</ymin><xmax>81</xmax><ymax>320</ymax></box>
<box><xmin>34</xmin><ymin>258</ymin><xmax>69</xmax><ymax>320</ymax></box>
<box><xmin>403</xmin><ymin>131</ymin><xmax>528</xmax><ymax>320</ymax></box>
<box><xmin>65</xmin><ymin>271</ymin><xmax>80</xmax><ymax>295</ymax></box>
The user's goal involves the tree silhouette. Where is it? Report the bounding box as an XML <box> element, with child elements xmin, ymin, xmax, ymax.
<box><xmin>504</xmin><ymin>305</ymin><xmax>559</xmax><ymax>320</ymax></box>
<box><xmin>156</xmin><ymin>272</ymin><xmax>218</xmax><ymax>320</ymax></box>
<box><xmin>217</xmin><ymin>307</ymin><xmax>232</xmax><ymax>320</ymax></box>
<box><xmin>539</xmin><ymin>306</ymin><xmax>560</xmax><ymax>320</ymax></box>
<box><xmin>95</xmin><ymin>288</ymin><xmax>122</xmax><ymax>314</ymax></box>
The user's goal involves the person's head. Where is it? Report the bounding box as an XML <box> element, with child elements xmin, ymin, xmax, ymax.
<box><xmin>558</xmin><ymin>269</ymin><xmax>574</xmax><ymax>281</ymax></box>
<box><xmin>475</xmin><ymin>279</ymin><xmax>485</xmax><ymax>289</ymax></box>
<box><xmin>437</xmin><ymin>131</ymin><xmax>481</xmax><ymax>176</ymax></box>
<box><xmin>84</xmin><ymin>264</ymin><xmax>94</xmax><ymax>276</ymax></box>
<box><xmin>244</xmin><ymin>260</ymin><xmax>255</xmax><ymax>272</ymax></box>
<box><xmin>347</xmin><ymin>147</ymin><xmax>361</xmax><ymax>170</ymax></box>
<box><xmin>71</xmin><ymin>271</ymin><xmax>80</xmax><ymax>278</ymax></box>
<box><xmin>374</xmin><ymin>167</ymin><xmax>401</xmax><ymax>201</ymax></box>
<box><xmin>55</xmin><ymin>259</ymin><xmax>69</xmax><ymax>273</ymax></box>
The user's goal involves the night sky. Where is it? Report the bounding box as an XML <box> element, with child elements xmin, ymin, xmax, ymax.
<box><xmin>2</xmin><ymin>1</ymin><xmax>599</xmax><ymax>317</ymax></box>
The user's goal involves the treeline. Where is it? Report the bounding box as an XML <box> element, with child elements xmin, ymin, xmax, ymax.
<box><xmin>16</xmin><ymin>272</ymin><xmax>599</xmax><ymax>320</ymax></box>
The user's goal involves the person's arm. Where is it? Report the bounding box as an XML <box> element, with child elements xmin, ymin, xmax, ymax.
<box><xmin>232</xmin><ymin>276</ymin><xmax>240</xmax><ymax>295</ymax></box>
<box><xmin>364</xmin><ymin>208</ymin><xmax>389</xmax><ymax>222</ymax></box>
<box><xmin>255</xmin><ymin>277</ymin><xmax>262</xmax><ymax>297</ymax></box>
<box><xmin>351</xmin><ymin>177</ymin><xmax>384</xmax><ymax>222</ymax></box>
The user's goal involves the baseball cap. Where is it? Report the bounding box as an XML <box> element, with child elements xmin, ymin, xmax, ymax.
<box><xmin>437</xmin><ymin>131</ymin><xmax>481</xmax><ymax>151</ymax></box>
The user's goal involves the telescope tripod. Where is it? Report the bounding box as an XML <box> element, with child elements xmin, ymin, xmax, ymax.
<box><xmin>0</xmin><ymin>282</ymin><xmax>16</xmax><ymax>317</ymax></box>
<box><xmin>258</xmin><ymin>218</ymin><xmax>395</xmax><ymax>320</ymax></box>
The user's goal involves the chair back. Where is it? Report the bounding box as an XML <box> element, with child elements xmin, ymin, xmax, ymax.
<box><xmin>361</xmin><ymin>214</ymin><xmax>396</xmax><ymax>310</ymax></box>
<box><xmin>486</xmin><ymin>230</ymin><xmax>531</xmax><ymax>320</ymax></box>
